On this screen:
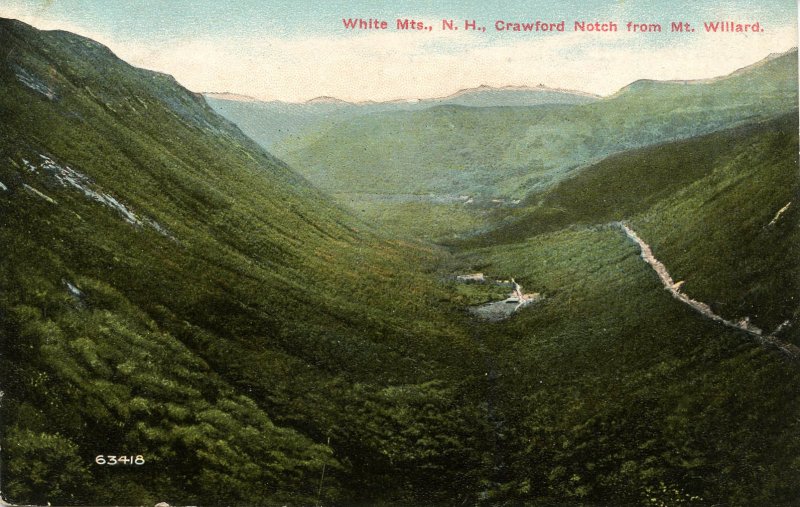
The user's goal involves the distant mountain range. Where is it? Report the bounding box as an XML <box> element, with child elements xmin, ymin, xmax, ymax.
<box><xmin>250</xmin><ymin>47</ymin><xmax>798</xmax><ymax>240</ymax></box>
<box><xmin>3</xmin><ymin>15</ymin><xmax>800</xmax><ymax>507</ymax></box>
<box><xmin>207</xmin><ymin>83</ymin><xmax>600</xmax><ymax>106</ymax></box>
<box><xmin>205</xmin><ymin>84</ymin><xmax>598</xmax><ymax>149</ymax></box>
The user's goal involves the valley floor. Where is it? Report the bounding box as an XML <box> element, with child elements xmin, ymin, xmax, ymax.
<box><xmin>1</xmin><ymin>18</ymin><xmax>798</xmax><ymax>505</ymax></box>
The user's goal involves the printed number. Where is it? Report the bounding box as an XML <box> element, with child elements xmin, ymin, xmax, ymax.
<box><xmin>95</xmin><ymin>454</ymin><xmax>145</xmax><ymax>465</ymax></box>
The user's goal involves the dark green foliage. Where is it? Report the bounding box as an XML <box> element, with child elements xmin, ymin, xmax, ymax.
<box><xmin>2</xmin><ymin>428</ymin><xmax>91</xmax><ymax>505</ymax></box>
<box><xmin>455</xmin><ymin>225</ymin><xmax>800</xmax><ymax>505</ymax></box>
<box><xmin>0</xmin><ymin>18</ymin><xmax>489</xmax><ymax>505</ymax></box>
<box><xmin>469</xmin><ymin>114</ymin><xmax>798</xmax><ymax>246</ymax></box>
<box><xmin>1</xmin><ymin>15</ymin><xmax>799</xmax><ymax>507</ymax></box>
<box><xmin>466</xmin><ymin>113</ymin><xmax>799</xmax><ymax>337</ymax></box>
<box><xmin>272</xmin><ymin>51</ymin><xmax>797</xmax><ymax>238</ymax></box>
<box><xmin>440</xmin><ymin>110</ymin><xmax>800</xmax><ymax>504</ymax></box>
<box><xmin>630</xmin><ymin>115</ymin><xmax>800</xmax><ymax>337</ymax></box>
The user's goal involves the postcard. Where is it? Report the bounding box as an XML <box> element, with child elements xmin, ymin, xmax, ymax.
<box><xmin>0</xmin><ymin>0</ymin><xmax>798</xmax><ymax>505</ymax></box>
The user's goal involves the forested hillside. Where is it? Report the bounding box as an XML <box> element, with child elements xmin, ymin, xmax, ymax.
<box><xmin>270</xmin><ymin>50</ymin><xmax>797</xmax><ymax>239</ymax></box>
<box><xmin>445</xmin><ymin>113</ymin><xmax>800</xmax><ymax>504</ymax></box>
<box><xmin>0</xmin><ymin>18</ymin><xmax>488</xmax><ymax>505</ymax></box>
<box><xmin>1</xmin><ymin>17</ymin><xmax>798</xmax><ymax>507</ymax></box>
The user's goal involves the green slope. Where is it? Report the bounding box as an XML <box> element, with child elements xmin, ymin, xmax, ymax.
<box><xmin>3</xmin><ymin>16</ymin><xmax>799</xmax><ymax>507</ymax></box>
<box><xmin>627</xmin><ymin>114</ymin><xmax>800</xmax><ymax>343</ymax></box>
<box><xmin>453</xmin><ymin>227</ymin><xmax>800</xmax><ymax>505</ymax></box>
<box><xmin>272</xmin><ymin>50</ymin><xmax>796</xmax><ymax>239</ymax></box>
<box><xmin>443</xmin><ymin>112</ymin><xmax>800</xmax><ymax>504</ymax></box>
<box><xmin>280</xmin><ymin>50</ymin><xmax>796</xmax><ymax>199</ymax></box>
<box><xmin>0</xmin><ymin>18</ymin><xmax>489</xmax><ymax>505</ymax></box>
<box><xmin>205</xmin><ymin>85</ymin><xmax>597</xmax><ymax>151</ymax></box>
<box><xmin>466</xmin><ymin>113</ymin><xmax>799</xmax><ymax>338</ymax></box>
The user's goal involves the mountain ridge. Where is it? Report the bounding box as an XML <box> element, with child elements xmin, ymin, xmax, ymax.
<box><xmin>0</xmin><ymin>17</ymin><xmax>489</xmax><ymax>505</ymax></box>
<box><xmin>3</xmin><ymin>15</ymin><xmax>800</xmax><ymax>507</ymax></box>
<box><xmin>204</xmin><ymin>48</ymin><xmax>794</xmax><ymax>106</ymax></box>
<box><xmin>613</xmin><ymin>46</ymin><xmax>797</xmax><ymax>95</ymax></box>
<box><xmin>206</xmin><ymin>83</ymin><xmax>601</xmax><ymax>106</ymax></box>
<box><xmin>268</xmin><ymin>46</ymin><xmax>797</xmax><ymax>240</ymax></box>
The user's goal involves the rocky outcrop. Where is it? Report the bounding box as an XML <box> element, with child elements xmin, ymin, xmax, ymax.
<box><xmin>616</xmin><ymin>222</ymin><xmax>798</xmax><ymax>359</ymax></box>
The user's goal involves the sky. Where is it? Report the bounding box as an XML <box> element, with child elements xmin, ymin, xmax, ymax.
<box><xmin>0</xmin><ymin>0</ymin><xmax>797</xmax><ymax>102</ymax></box>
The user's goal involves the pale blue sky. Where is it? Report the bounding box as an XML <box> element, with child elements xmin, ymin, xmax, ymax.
<box><xmin>1</xmin><ymin>0</ymin><xmax>796</xmax><ymax>101</ymax></box>
<box><xmin>5</xmin><ymin>0</ymin><xmax>795</xmax><ymax>40</ymax></box>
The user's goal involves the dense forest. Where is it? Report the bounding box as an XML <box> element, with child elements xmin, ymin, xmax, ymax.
<box><xmin>1</xmin><ymin>17</ymin><xmax>798</xmax><ymax>506</ymax></box>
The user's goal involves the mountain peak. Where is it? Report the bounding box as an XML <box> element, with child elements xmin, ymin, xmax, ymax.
<box><xmin>440</xmin><ymin>83</ymin><xmax>600</xmax><ymax>101</ymax></box>
<box><xmin>305</xmin><ymin>95</ymin><xmax>351</xmax><ymax>105</ymax></box>
<box><xmin>613</xmin><ymin>47</ymin><xmax>798</xmax><ymax>96</ymax></box>
<box><xmin>203</xmin><ymin>91</ymin><xmax>262</xmax><ymax>102</ymax></box>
